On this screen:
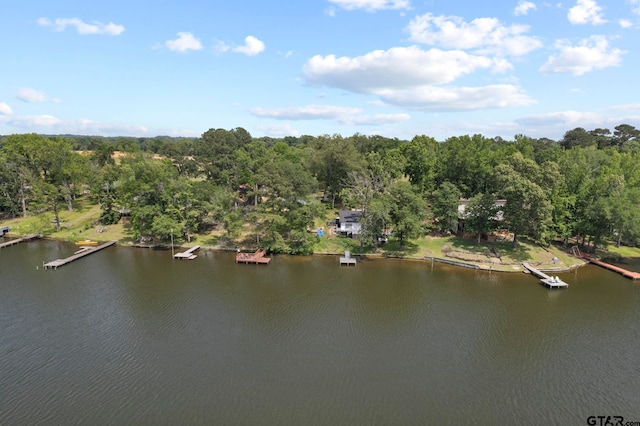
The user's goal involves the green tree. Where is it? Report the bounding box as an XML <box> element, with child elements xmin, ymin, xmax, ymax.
<box><xmin>388</xmin><ymin>181</ymin><xmax>426</xmax><ymax>247</ymax></box>
<box><xmin>464</xmin><ymin>193</ymin><xmax>499</xmax><ymax>244</ymax></box>
<box><xmin>402</xmin><ymin>135</ymin><xmax>438</xmax><ymax>194</ymax></box>
<box><xmin>496</xmin><ymin>155</ymin><xmax>552</xmax><ymax>248</ymax></box>
<box><xmin>431</xmin><ymin>182</ymin><xmax>461</xmax><ymax>233</ymax></box>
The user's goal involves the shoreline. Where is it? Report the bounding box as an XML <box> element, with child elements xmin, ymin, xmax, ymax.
<box><xmin>2</xmin><ymin>232</ymin><xmax>591</xmax><ymax>274</ymax></box>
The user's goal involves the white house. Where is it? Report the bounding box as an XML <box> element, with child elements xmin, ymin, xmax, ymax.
<box><xmin>337</xmin><ymin>210</ymin><xmax>363</xmax><ymax>237</ymax></box>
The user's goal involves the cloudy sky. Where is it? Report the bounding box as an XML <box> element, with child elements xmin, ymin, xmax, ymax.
<box><xmin>1</xmin><ymin>0</ymin><xmax>639</xmax><ymax>140</ymax></box>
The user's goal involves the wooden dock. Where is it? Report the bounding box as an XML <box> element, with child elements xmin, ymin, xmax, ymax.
<box><xmin>44</xmin><ymin>241</ymin><xmax>116</xmax><ymax>270</ymax></box>
<box><xmin>0</xmin><ymin>234</ymin><xmax>41</xmax><ymax>249</ymax></box>
<box><xmin>522</xmin><ymin>262</ymin><xmax>568</xmax><ymax>288</ymax></box>
<box><xmin>174</xmin><ymin>245</ymin><xmax>200</xmax><ymax>260</ymax></box>
<box><xmin>584</xmin><ymin>256</ymin><xmax>640</xmax><ymax>280</ymax></box>
<box><xmin>339</xmin><ymin>251</ymin><xmax>356</xmax><ymax>266</ymax></box>
<box><xmin>236</xmin><ymin>249</ymin><xmax>271</xmax><ymax>264</ymax></box>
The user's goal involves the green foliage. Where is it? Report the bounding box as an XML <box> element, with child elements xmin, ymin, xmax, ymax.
<box><xmin>4</xmin><ymin>124</ymin><xmax>640</xmax><ymax>253</ymax></box>
<box><xmin>432</xmin><ymin>182</ymin><xmax>461</xmax><ymax>233</ymax></box>
<box><xmin>464</xmin><ymin>193</ymin><xmax>499</xmax><ymax>244</ymax></box>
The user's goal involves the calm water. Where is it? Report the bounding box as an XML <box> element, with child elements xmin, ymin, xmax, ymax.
<box><xmin>1</xmin><ymin>240</ymin><xmax>639</xmax><ymax>425</ymax></box>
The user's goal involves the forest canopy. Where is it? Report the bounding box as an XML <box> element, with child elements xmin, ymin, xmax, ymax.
<box><xmin>1</xmin><ymin>124</ymin><xmax>639</xmax><ymax>253</ymax></box>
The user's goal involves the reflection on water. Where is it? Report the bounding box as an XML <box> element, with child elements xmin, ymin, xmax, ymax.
<box><xmin>1</xmin><ymin>241</ymin><xmax>639</xmax><ymax>424</ymax></box>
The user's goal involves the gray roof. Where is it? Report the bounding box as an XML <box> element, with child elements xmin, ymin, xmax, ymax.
<box><xmin>339</xmin><ymin>210</ymin><xmax>363</xmax><ymax>224</ymax></box>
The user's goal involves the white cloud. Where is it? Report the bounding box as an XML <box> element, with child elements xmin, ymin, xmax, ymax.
<box><xmin>233</xmin><ymin>36</ymin><xmax>265</xmax><ymax>56</ymax></box>
<box><xmin>214</xmin><ymin>36</ymin><xmax>265</xmax><ymax>56</ymax></box>
<box><xmin>619</xmin><ymin>19</ymin><xmax>633</xmax><ymax>28</ymax></box>
<box><xmin>302</xmin><ymin>46</ymin><xmax>535</xmax><ymax>112</ymax></box>
<box><xmin>540</xmin><ymin>36</ymin><xmax>624</xmax><ymax>75</ymax></box>
<box><xmin>341</xmin><ymin>113</ymin><xmax>410</xmax><ymax>125</ymax></box>
<box><xmin>0</xmin><ymin>102</ymin><xmax>12</xmax><ymax>115</ymax></box>
<box><xmin>514</xmin><ymin>109</ymin><xmax>640</xmax><ymax>137</ymax></box>
<box><xmin>250</xmin><ymin>105</ymin><xmax>362</xmax><ymax>120</ymax></box>
<box><xmin>257</xmin><ymin>124</ymin><xmax>300</xmax><ymax>137</ymax></box>
<box><xmin>164</xmin><ymin>32</ymin><xmax>203</xmax><ymax>52</ymax></box>
<box><xmin>303</xmin><ymin>46</ymin><xmax>494</xmax><ymax>93</ymax></box>
<box><xmin>377</xmin><ymin>84</ymin><xmax>535</xmax><ymax>111</ymax></box>
<box><xmin>406</xmin><ymin>14</ymin><xmax>542</xmax><ymax>56</ymax></box>
<box><xmin>250</xmin><ymin>104</ymin><xmax>409</xmax><ymax>126</ymax></box>
<box><xmin>567</xmin><ymin>0</ymin><xmax>606</xmax><ymax>25</ymax></box>
<box><xmin>16</xmin><ymin>88</ymin><xmax>60</xmax><ymax>103</ymax></box>
<box><xmin>327</xmin><ymin>0</ymin><xmax>410</xmax><ymax>12</ymax></box>
<box><xmin>514</xmin><ymin>1</ymin><xmax>537</xmax><ymax>16</ymax></box>
<box><xmin>2</xmin><ymin>114</ymin><xmax>152</xmax><ymax>136</ymax></box>
<box><xmin>516</xmin><ymin>110</ymin><xmax>601</xmax><ymax>126</ymax></box>
<box><xmin>37</xmin><ymin>17</ymin><xmax>125</xmax><ymax>35</ymax></box>
<box><xmin>631</xmin><ymin>0</ymin><xmax>640</xmax><ymax>15</ymax></box>
<box><xmin>6</xmin><ymin>114</ymin><xmax>62</xmax><ymax>128</ymax></box>
<box><xmin>214</xmin><ymin>40</ymin><xmax>231</xmax><ymax>53</ymax></box>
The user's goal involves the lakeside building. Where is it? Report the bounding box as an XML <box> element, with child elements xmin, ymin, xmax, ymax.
<box><xmin>336</xmin><ymin>210</ymin><xmax>363</xmax><ymax>237</ymax></box>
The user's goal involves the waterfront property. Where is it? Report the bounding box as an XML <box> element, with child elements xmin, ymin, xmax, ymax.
<box><xmin>336</xmin><ymin>210</ymin><xmax>363</xmax><ymax>237</ymax></box>
<box><xmin>236</xmin><ymin>249</ymin><xmax>271</xmax><ymax>264</ymax></box>
<box><xmin>43</xmin><ymin>241</ymin><xmax>116</xmax><ymax>269</ymax></box>
<box><xmin>0</xmin><ymin>234</ymin><xmax>41</xmax><ymax>249</ymax></box>
<box><xmin>522</xmin><ymin>262</ymin><xmax>569</xmax><ymax>288</ymax></box>
<box><xmin>174</xmin><ymin>246</ymin><xmax>200</xmax><ymax>260</ymax></box>
<box><xmin>339</xmin><ymin>250</ymin><xmax>356</xmax><ymax>266</ymax></box>
<box><xmin>584</xmin><ymin>256</ymin><xmax>640</xmax><ymax>280</ymax></box>
<box><xmin>571</xmin><ymin>246</ymin><xmax>640</xmax><ymax>280</ymax></box>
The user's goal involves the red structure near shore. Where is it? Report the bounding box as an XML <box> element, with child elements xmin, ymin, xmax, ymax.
<box><xmin>584</xmin><ymin>255</ymin><xmax>640</xmax><ymax>280</ymax></box>
<box><xmin>572</xmin><ymin>246</ymin><xmax>640</xmax><ymax>280</ymax></box>
<box><xmin>236</xmin><ymin>249</ymin><xmax>271</xmax><ymax>264</ymax></box>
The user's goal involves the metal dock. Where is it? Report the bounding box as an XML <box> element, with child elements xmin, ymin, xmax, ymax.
<box><xmin>340</xmin><ymin>251</ymin><xmax>356</xmax><ymax>266</ymax></box>
<box><xmin>44</xmin><ymin>241</ymin><xmax>116</xmax><ymax>270</ymax></box>
<box><xmin>522</xmin><ymin>262</ymin><xmax>568</xmax><ymax>288</ymax></box>
<box><xmin>174</xmin><ymin>245</ymin><xmax>200</xmax><ymax>260</ymax></box>
<box><xmin>0</xmin><ymin>234</ymin><xmax>41</xmax><ymax>249</ymax></box>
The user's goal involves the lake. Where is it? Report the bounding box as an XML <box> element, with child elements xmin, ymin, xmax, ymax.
<box><xmin>1</xmin><ymin>240</ymin><xmax>639</xmax><ymax>424</ymax></box>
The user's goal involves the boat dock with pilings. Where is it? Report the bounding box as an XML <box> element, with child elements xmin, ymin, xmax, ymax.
<box><xmin>522</xmin><ymin>262</ymin><xmax>569</xmax><ymax>289</ymax></box>
<box><xmin>44</xmin><ymin>241</ymin><xmax>116</xmax><ymax>270</ymax></box>
<box><xmin>0</xmin><ymin>234</ymin><xmax>41</xmax><ymax>249</ymax></box>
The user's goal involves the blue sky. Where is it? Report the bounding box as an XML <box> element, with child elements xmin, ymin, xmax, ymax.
<box><xmin>1</xmin><ymin>0</ymin><xmax>639</xmax><ymax>141</ymax></box>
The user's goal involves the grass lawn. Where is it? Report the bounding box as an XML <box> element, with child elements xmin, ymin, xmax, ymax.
<box><xmin>6</xmin><ymin>200</ymin><xmax>638</xmax><ymax>271</ymax></box>
<box><xmin>1</xmin><ymin>200</ymin><xmax>131</xmax><ymax>243</ymax></box>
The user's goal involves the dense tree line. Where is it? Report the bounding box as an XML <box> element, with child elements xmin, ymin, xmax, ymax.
<box><xmin>1</xmin><ymin>124</ymin><xmax>640</xmax><ymax>253</ymax></box>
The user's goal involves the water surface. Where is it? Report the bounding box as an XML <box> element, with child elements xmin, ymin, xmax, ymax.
<box><xmin>1</xmin><ymin>240</ymin><xmax>639</xmax><ymax>424</ymax></box>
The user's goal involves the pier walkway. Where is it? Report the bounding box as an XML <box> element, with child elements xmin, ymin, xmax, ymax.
<box><xmin>236</xmin><ymin>249</ymin><xmax>271</xmax><ymax>264</ymax></box>
<box><xmin>571</xmin><ymin>246</ymin><xmax>640</xmax><ymax>280</ymax></box>
<box><xmin>44</xmin><ymin>241</ymin><xmax>116</xmax><ymax>270</ymax></box>
<box><xmin>339</xmin><ymin>251</ymin><xmax>356</xmax><ymax>266</ymax></box>
<box><xmin>0</xmin><ymin>234</ymin><xmax>41</xmax><ymax>249</ymax></box>
<box><xmin>174</xmin><ymin>245</ymin><xmax>200</xmax><ymax>260</ymax></box>
<box><xmin>522</xmin><ymin>262</ymin><xmax>568</xmax><ymax>288</ymax></box>
<box><xmin>584</xmin><ymin>256</ymin><xmax>640</xmax><ymax>280</ymax></box>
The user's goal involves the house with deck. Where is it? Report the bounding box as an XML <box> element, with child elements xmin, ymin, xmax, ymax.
<box><xmin>336</xmin><ymin>210</ymin><xmax>363</xmax><ymax>237</ymax></box>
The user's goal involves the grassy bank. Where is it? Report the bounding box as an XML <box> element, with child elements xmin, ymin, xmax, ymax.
<box><xmin>3</xmin><ymin>202</ymin><xmax>638</xmax><ymax>272</ymax></box>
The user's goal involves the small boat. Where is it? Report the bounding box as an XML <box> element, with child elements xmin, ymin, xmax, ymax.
<box><xmin>75</xmin><ymin>240</ymin><xmax>99</xmax><ymax>246</ymax></box>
